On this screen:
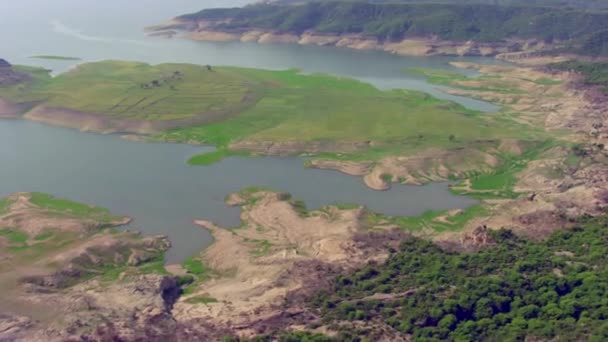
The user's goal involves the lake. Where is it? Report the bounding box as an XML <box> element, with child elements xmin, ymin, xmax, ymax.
<box><xmin>0</xmin><ymin>0</ymin><xmax>489</xmax><ymax>263</ymax></box>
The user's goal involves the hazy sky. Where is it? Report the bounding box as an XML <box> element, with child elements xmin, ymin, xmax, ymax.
<box><xmin>0</xmin><ymin>0</ymin><xmax>253</xmax><ymax>33</ymax></box>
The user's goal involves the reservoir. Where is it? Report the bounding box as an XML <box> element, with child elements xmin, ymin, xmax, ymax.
<box><xmin>0</xmin><ymin>0</ymin><xmax>491</xmax><ymax>262</ymax></box>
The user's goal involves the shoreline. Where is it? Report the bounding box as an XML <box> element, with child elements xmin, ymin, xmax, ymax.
<box><xmin>155</xmin><ymin>19</ymin><xmax>553</xmax><ymax>59</ymax></box>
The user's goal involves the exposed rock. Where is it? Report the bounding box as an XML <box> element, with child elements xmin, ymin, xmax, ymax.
<box><xmin>0</xmin><ymin>314</ymin><xmax>33</xmax><ymax>341</ymax></box>
<box><xmin>0</xmin><ymin>58</ymin><xmax>29</xmax><ymax>86</ymax></box>
<box><xmin>167</xmin><ymin>20</ymin><xmax>541</xmax><ymax>58</ymax></box>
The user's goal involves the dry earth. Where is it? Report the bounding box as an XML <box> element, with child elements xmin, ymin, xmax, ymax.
<box><xmin>172</xmin><ymin>190</ymin><xmax>408</xmax><ymax>339</ymax></box>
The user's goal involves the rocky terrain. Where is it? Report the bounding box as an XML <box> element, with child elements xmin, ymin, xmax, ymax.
<box><xmin>0</xmin><ymin>193</ymin><xmax>175</xmax><ymax>341</ymax></box>
<box><xmin>153</xmin><ymin>18</ymin><xmax>542</xmax><ymax>58</ymax></box>
<box><xmin>0</xmin><ymin>59</ymin><xmax>28</xmax><ymax>86</ymax></box>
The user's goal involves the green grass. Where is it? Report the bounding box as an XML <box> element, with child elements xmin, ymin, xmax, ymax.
<box><xmin>369</xmin><ymin>204</ymin><xmax>488</xmax><ymax>233</ymax></box>
<box><xmin>160</xmin><ymin>67</ymin><xmax>526</xmax><ymax>156</ymax></box>
<box><xmin>453</xmin><ymin>140</ymin><xmax>557</xmax><ymax>199</ymax></box>
<box><xmin>1</xmin><ymin>61</ymin><xmax>253</xmax><ymax>121</ymax></box>
<box><xmin>30</xmin><ymin>55</ymin><xmax>81</xmax><ymax>61</ymax></box>
<box><xmin>0</xmin><ymin>228</ymin><xmax>28</xmax><ymax>245</ymax></box>
<box><xmin>0</xmin><ymin>228</ymin><xmax>81</xmax><ymax>262</ymax></box>
<box><xmin>138</xmin><ymin>255</ymin><xmax>169</xmax><ymax>275</ymax></box>
<box><xmin>409</xmin><ymin>68</ymin><xmax>525</xmax><ymax>94</ymax></box>
<box><xmin>29</xmin><ymin>192</ymin><xmax>118</xmax><ymax>221</ymax></box>
<box><xmin>183</xmin><ymin>256</ymin><xmax>213</xmax><ymax>281</ymax></box>
<box><xmin>528</xmin><ymin>77</ymin><xmax>562</xmax><ymax>86</ymax></box>
<box><xmin>187</xmin><ymin>148</ymin><xmax>251</xmax><ymax>165</ymax></box>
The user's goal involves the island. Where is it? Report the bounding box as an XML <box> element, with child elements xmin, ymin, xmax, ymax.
<box><xmin>29</xmin><ymin>55</ymin><xmax>82</xmax><ymax>61</ymax></box>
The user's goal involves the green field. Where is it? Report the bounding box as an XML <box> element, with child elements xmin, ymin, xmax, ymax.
<box><xmin>162</xmin><ymin>68</ymin><xmax>519</xmax><ymax>146</ymax></box>
<box><xmin>0</xmin><ymin>61</ymin><xmax>254</xmax><ymax>121</ymax></box>
<box><xmin>0</xmin><ymin>60</ymin><xmax>537</xmax><ymax>165</ymax></box>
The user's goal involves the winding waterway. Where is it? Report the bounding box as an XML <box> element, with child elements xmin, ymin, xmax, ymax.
<box><xmin>0</xmin><ymin>0</ymin><xmax>493</xmax><ymax>262</ymax></box>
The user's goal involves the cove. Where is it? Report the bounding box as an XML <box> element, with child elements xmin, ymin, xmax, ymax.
<box><xmin>0</xmin><ymin>120</ymin><xmax>478</xmax><ymax>263</ymax></box>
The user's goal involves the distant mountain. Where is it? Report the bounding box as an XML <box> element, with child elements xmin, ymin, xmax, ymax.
<box><xmin>177</xmin><ymin>2</ymin><xmax>608</xmax><ymax>56</ymax></box>
<box><xmin>268</xmin><ymin>0</ymin><xmax>608</xmax><ymax>11</ymax></box>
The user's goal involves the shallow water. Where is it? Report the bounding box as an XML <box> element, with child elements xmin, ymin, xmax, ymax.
<box><xmin>0</xmin><ymin>0</ymin><xmax>487</xmax><ymax>263</ymax></box>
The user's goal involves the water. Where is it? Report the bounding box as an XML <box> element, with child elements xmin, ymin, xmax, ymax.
<box><xmin>0</xmin><ymin>0</ymin><xmax>486</xmax><ymax>262</ymax></box>
<box><xmin>0</xmin><ymin>120</ymin><xmax>477</xmax><ymax>263</ymax></box>
<box><xmin>0</xmin><ymin>0</ymin><xmax>501</xmax><ymax>112</ymax></box>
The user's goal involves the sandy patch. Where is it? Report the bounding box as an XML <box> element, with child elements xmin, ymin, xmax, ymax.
<box><xmin>172</xmin><ymin>191</ymin><xmax>396</xmax><ymax>336</ymax></box>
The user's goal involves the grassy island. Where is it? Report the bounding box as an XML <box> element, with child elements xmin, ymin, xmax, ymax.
<box><xmin>0</xmin><ymin>60</ymin><xmax>539</xmax><ymax>168</ymax></box>
<box><xmin>30</xmin><ymin>55</ymin><xmax>82</xmax><ymax>61</ymax></box>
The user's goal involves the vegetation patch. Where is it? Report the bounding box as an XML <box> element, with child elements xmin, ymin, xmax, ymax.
<box><xmin>187</xmin><ymin>148</ymin><xmax>251</xmax><ymax>166</ymax></box>
<box><xmin>158</xmin><ymin>67</ymin><xmax>529</xmax><ymax>160</ymax></box>
<box><xmin>183</xmin><ymin>256</ymin><xmax>214</xmax><ymax>282</ymax></box>
<box><xmin>452</xmin><ymin>140</ymin><xmax>557</xmax><ymax>199</ymax></box>
<box><xmin>368</xmin><ymin>205</ymin><xmax>487</xmax><ymax>233</ymax></box>
<box><xmin>29</xmin><ymin>192</ymin><xmax>119</xmax><ymax>221</ymax></box>
<box><xmin>0</xmin><ymin>228</ymin><xmax>28</xmax><ymax>246</ymax></box>
<box><xmin>2</xmin><ymin>61</ymin><xmax>538</xmax><ymax>173</ymax></box>
<box><xmin>310</xmin><ymin>215</ymin><xmax>608</xmax><ymax>341</ymax></box>
<box><xmin>180</xmin><ymin>2</ymin><xmax>608</xmax><ymax>56</ymax></box>
<box><xmin>410</xmin><ymin>68</ymin><xmax>525</xmax><ymax>94</ymax></box>
<box><xmin>552</xmin><ymin>61</ymin><xmax>608</xmax><ymax>92</ymax></box>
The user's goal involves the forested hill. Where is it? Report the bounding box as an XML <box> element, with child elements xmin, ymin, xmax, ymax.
<box><xmin>270</xmin><ymin>0</ymin><xmax>608</xmax><ymax>11</ymax></box>
<box><xmin>178</xmin><ymin>2</ymin><xmax>608</xmax><ymax>56</ymax></box>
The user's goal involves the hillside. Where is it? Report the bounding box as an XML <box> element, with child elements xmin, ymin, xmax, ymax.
<box><xmin>271</xmin><ymin>0</ymin><xmax>608</xmax><ymax>11</ymax></box>
<box><xmin>173</xmin><ymin>2</ymin><xmax>608</xmax><ymax>56</ymax></box>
